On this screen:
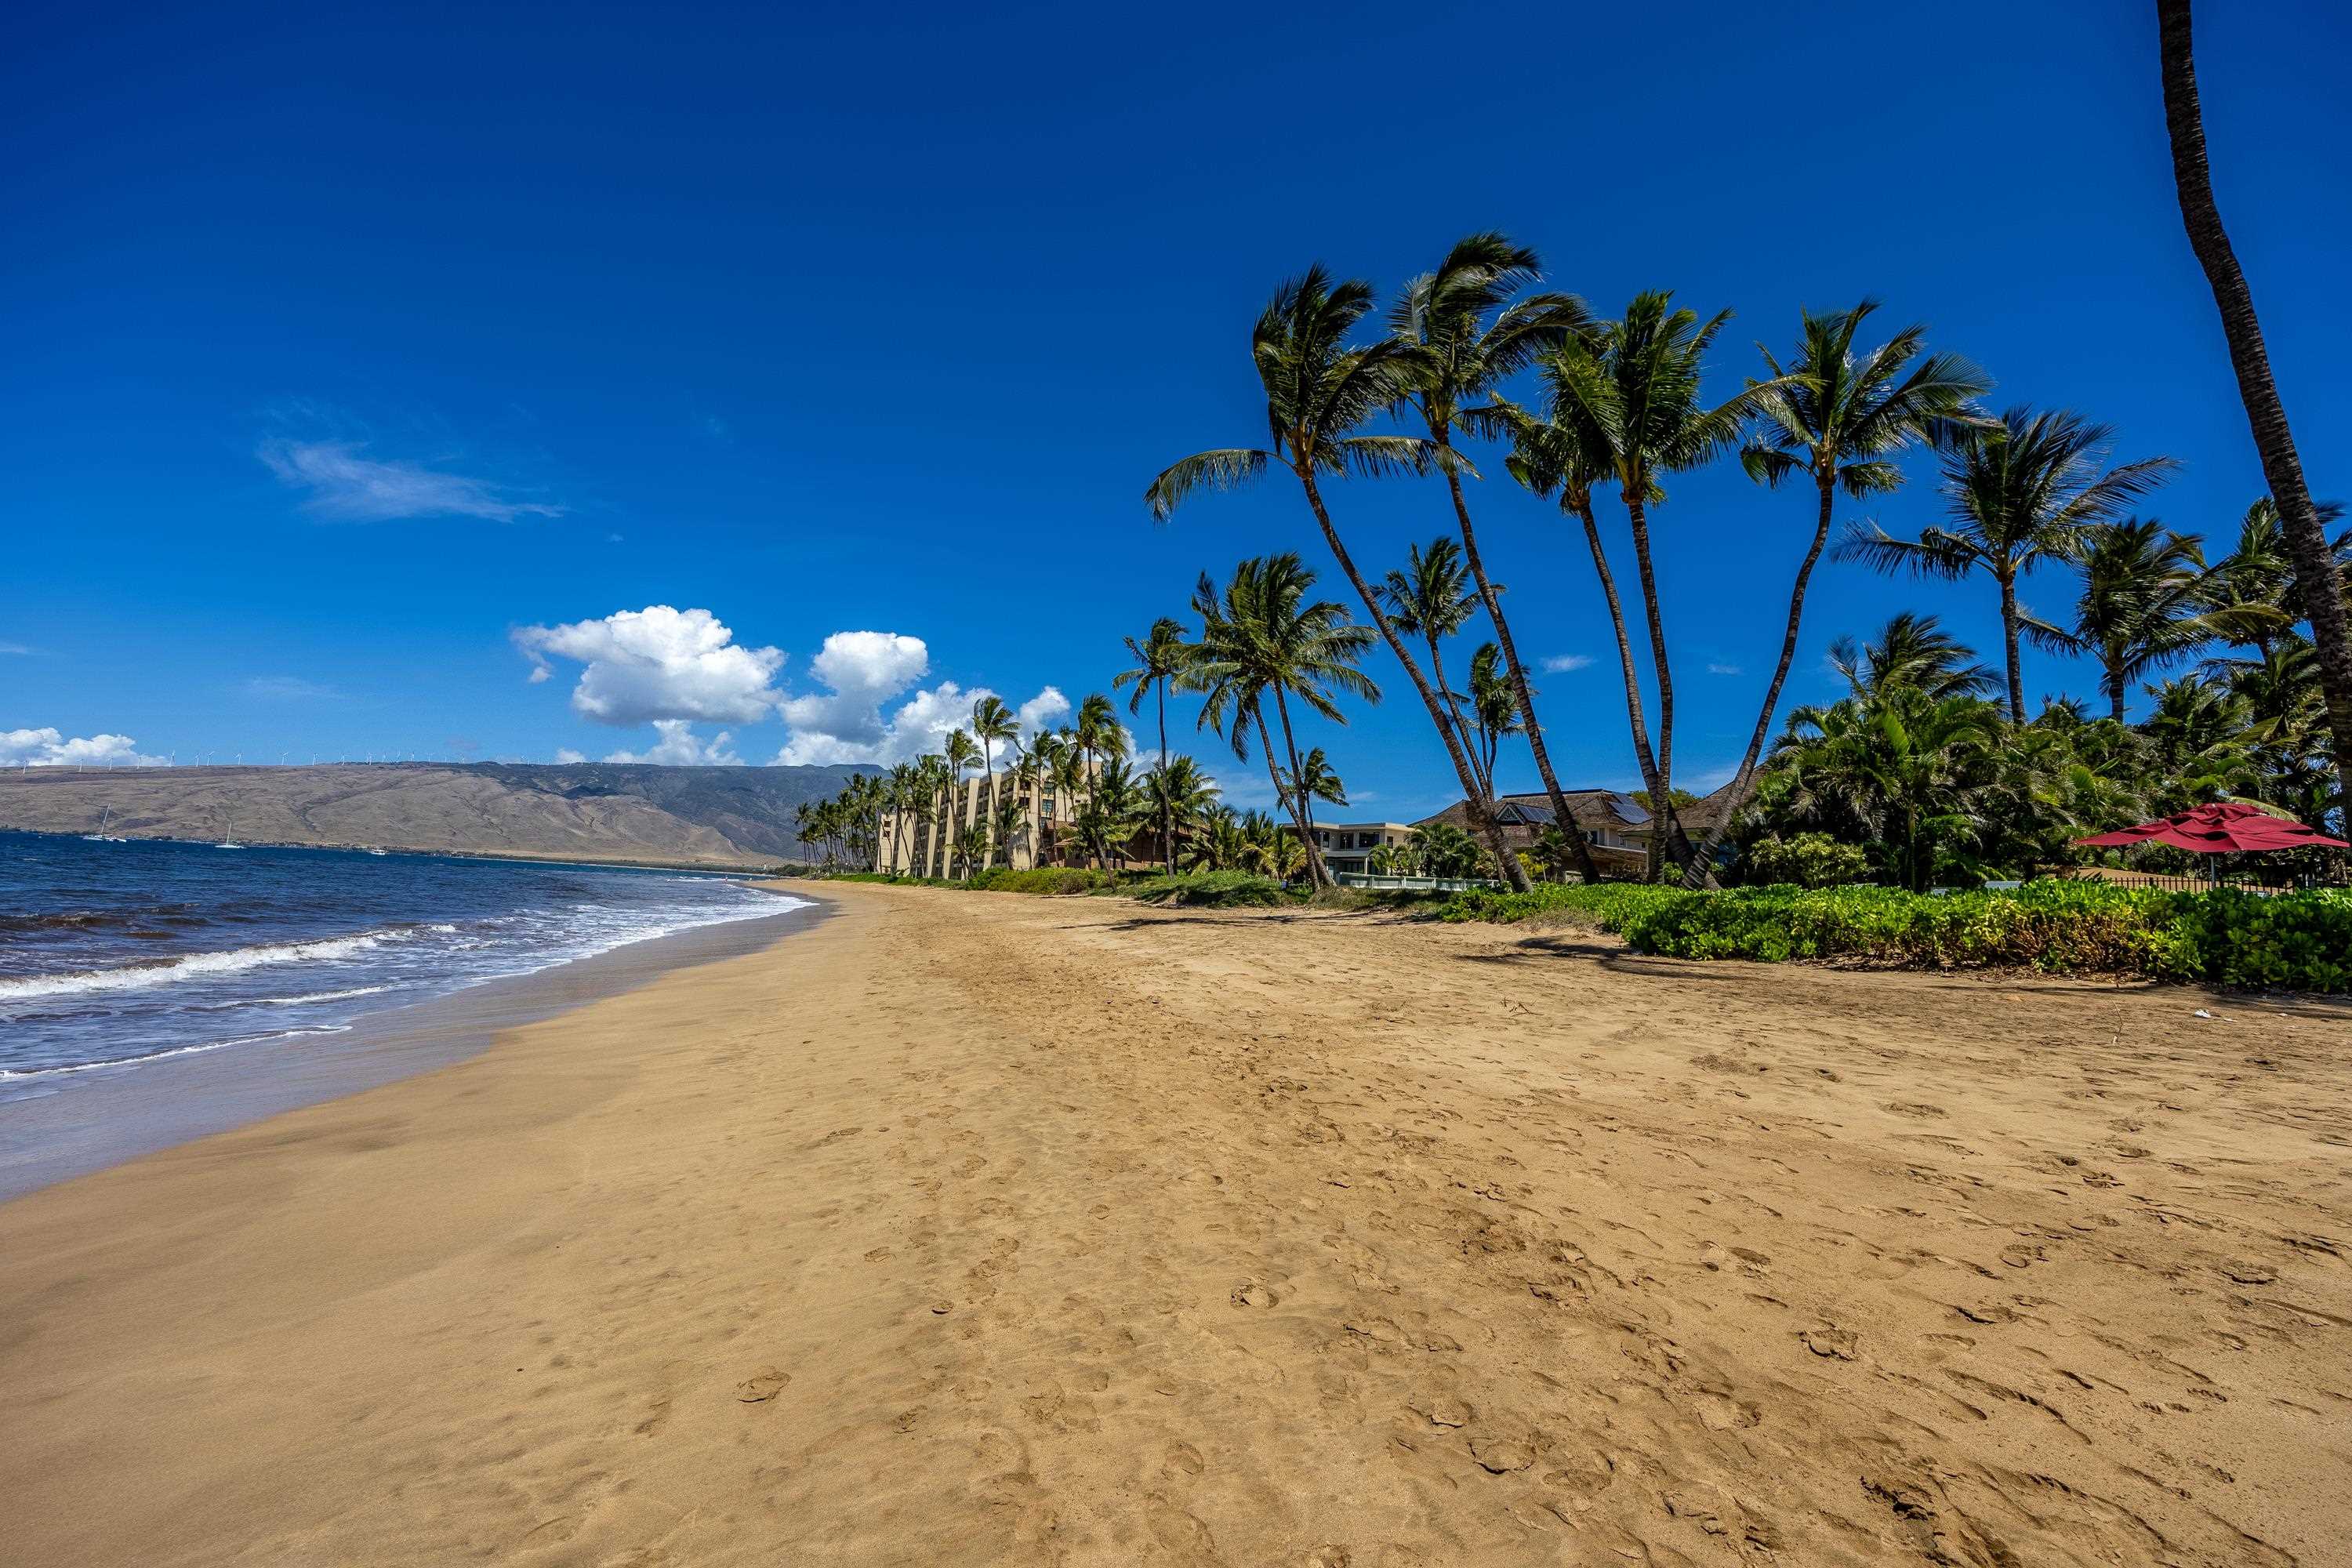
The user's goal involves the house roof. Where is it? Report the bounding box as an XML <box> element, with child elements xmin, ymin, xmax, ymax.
<box><xmin>1416</xmin><ymin>782</ymin><xmax>1744</xmax><ymax>838</ymax></box>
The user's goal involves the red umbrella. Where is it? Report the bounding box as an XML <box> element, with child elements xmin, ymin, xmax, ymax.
<box><xmin>2076</xmin><ymin>802</ymin><xmax>2348</xmax><ymax>852</ymax></box>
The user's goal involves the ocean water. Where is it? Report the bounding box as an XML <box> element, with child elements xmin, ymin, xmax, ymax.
<box><xmin>0</xmin><ymin>832</ymin><xmax>803</xmax><ymax>1087</ymax></box>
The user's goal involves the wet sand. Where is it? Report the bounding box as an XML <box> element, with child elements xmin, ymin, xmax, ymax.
<box><xmin>2</xmin><ymin>880</ymin><xmax>2346</xmax><ymax>1566</ymax></box>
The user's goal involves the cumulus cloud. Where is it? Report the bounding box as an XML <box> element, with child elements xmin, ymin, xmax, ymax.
<box><xmin>260</xmin><ymin>438</ymin><xmax>563</xmax><ymax>523</ymax></box>
<box><xmin>1539</xmin><ymin>654</ymin><xmax>1595</xmax><ymax>673</ymax></box>
<box><xmin>603</xmin><ymin>720</ymin><xmax>742</xmax><ymax>766</ymax></box>
<box><xmin>1</xmin><ymin>727</ymin><xmax>166</xmax><ymax>768</ymax></box>
<box><xmin>554</xmin><ymin>748</ymin><xmax>588</xmax><ymax>764</ymax></box>
<box><xmin>1017</xmin><ymin>686</ymin><xmax>1070</xmax><ymax>736</ymax></box>
<box><xmin>514</xmin><ymin>606</ymin><xmax>785</xmax><ymax>727</ymax></box>
<box><xmin>771</xmin><ymin>632</ymin><xmax>1063</xmax><ymax>768</ymax></box>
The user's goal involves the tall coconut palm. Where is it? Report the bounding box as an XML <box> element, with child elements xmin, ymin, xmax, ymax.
<box><xmin>884</xmin><ymin>760</ymin><xmax>919</xmax><ymax>873</ymax></box>
<box><xmin>1379</xmin><ymin>537</ymin><xmax>1487</xmax><ymax>796</ymax></box>
<box><xmin>969</xmin><ymin>695</ymin><xmax>1018</xmax><ymax>866</ymax></box>
<box><xmin>1115</xmin><ymin>617</ymin><xmax>1192</xmax><ymax>871</ymax></box>
<box><xmin>1528</xmin><ymin>292</ymin><xmax>1775</xmax><ymax>879</ymax></box>
<box><xmin>1497</xmin><ymin>393</ymin><xmax>1675</xmax><ymax>876</ymax></box>
<box><xmin>1074</xmin><ymin>692</ymin><xmax>1123</xmax><ymax>797</ymax></box>
<box><xmin>1693</xmin><ymin>301</ymin><xmax>1990</xmax><ymax>880</ymax></box>
<box><xmin>2026</xmin><ymin>518</ymin><xmax>2221</xmax><ymax>722</ymax></box>
<box><xmin>1145</xmin><ymin>265</ymin><xmax>1529</xmax><ymax>889</ymax></box>
<box><xmin>1835</xmin><ymin>407</ymin><xmax>2177</xmax><ymax>723</ymax></box>
<box><xmin>941</xmin><ymin>728</ymin><xmax>979</xmax><ymax>879</ymax></box>
<box><xmin>1181</xmin><ymin>554</ymin><xmax>1379</xmax><ymax>889</ymax></box>
<box><xmin>2157</xmin><ymin>0</ymin><xmax>2352</xmax><ymax>821</ymax></box>
<box><xmin>1389</xmin><ymin>232</ymin><xmax>1602</xmax><ymax>884</ymax></box>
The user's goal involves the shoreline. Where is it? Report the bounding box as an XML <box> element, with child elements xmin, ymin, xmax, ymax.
<box><xmin>0</xmin><ymin>887</ymin><xmax>824</xmax><ymax>1202</ymax></box>
<box><xmin>2</xmin><ymin>822</ymin><xmax>804</xmax><ymax>876</ymax></box>
<box><xmin>3</xmin><ymin>881</ymin><xmax>2339</xmax><ymax>1565</ymax></box>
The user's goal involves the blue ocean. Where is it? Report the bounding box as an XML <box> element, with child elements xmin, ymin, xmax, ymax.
<box><xmin>0</xmin><ymin>832</ymin><xmax>799</xmax><ymax>1086</ymax></box>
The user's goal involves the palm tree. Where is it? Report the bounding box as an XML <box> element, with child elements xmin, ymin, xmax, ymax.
<box><xmin>792</xmin><ymin>800</ymin><xmax>815</xmax><ymax>863</ymax></box>
<box><xmin>2157</xmin><ymin>0</ymin><xmax>2352</xmax><ymax>821</ymax></box>
<box><xmin>2198</xmin><ymin>497</ymin><xmax>2348</xmax><ymax>662</ymax></box>
<box><xmin>1279</xmin><ymin>746</ymin><xmax>1347</xmax><ymax>855</ymax></box>
<box><xmin>1115</xmin><ymin>617</ymin><xmax>1192</xmax><ymax>871</ymax></box>
<box><xmin>1181</xmin><ymin>554</ymin><xmax>1378</xmax><ymax>890</ymax></box>
<box><xmin>1693</xmin><ymin>301</ymin><xmax>1990</xmax><ymax>880</ymax></box>
<box><xmin>1769</xmin><ymin>684</ymin><xmax>2003</xmax><ymax>892</ymax></box>
<box><xmin>1144</xmin><ymin>754</ymin><xmax>1218</xmax><ymax>869</ymax></box>
<box><xmin>884</xmin><ymin>760</ymin><xmax>919</xmax><ymax>873</ymax></box>
<box><xmin>1379</xmin><ymin>537</ymin><xmax>1487</xmax><ymax>796</ymax></box>
<box><xmin>1827</xmin><ymin>612</ymin><xmax>1998</xmax><ymax>702</ymax></box>
<box><xmin>1464</xmin><ymin>641</ymin><xmax>1522</xmax><ymax>790</ymax></box>
<box><xmin>2027</xmin><ymin>518</ymin><xmax>2217</xmax><ymax>722</ymax></box>
<box><xmin>1145</xmin><ymin>264</ymin><xmax>1528</xmax><ymax>888</ymax></box>
<box><xmin>1076</xmin><ymin>756</ymin><xmax>1146</xmax><ymax>874</ymax></box>
<box><xmin>1524</xmin><ymin>292</ymin><xmax>1775</xmax><ymax>880</ymax></box>
<box><xmin>1389</xmin><ymin>232</ymin><xmax>1602</xmax><ymax>884</ymax></box>
<box><xmin>1835</xmin><ymin>407</ymin><xmax>2177</xmax><ymax>723</ymax></box>
<box><xmin>969</xmin><ymin>695</ymin><xmax>1018</xmax><ymax>866</ymax></box>
<box><xmin>942</xmin><ymin>729</ymin><xmax>979</xmax><ymax>879</ymax></box>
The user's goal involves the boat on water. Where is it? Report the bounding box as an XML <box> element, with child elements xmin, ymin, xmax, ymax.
<box><xmin>215</xmin><ymin>808</ymin><xmax>245</xmax><ymax>850</ymax></box>
<box><xmin>80</xmin><ymin>808</ymin><xmax>128</xmax><ymax>843</ymax></box>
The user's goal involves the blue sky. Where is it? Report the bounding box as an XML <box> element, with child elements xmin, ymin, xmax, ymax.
<box><xmin>5</xmin><ymin>1</ymin><xmax>2347</xmax><ymax>815</ymax></box>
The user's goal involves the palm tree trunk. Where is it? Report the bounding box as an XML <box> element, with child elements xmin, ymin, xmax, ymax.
<box><xmin>1156</xmin><ymin>679</ymin><xmax>1174</xmax><ymax>873</ymax></box>
<box><xmin>1573</xmin><ymin>499</ymin><xmax>1704</xmax><ymax>880</ymax></box>
<box><xmin>1619</xmin><ymin>491</ymin><xmax>1701</xmax><ymax>878</ymax></box>
<box><xmin>1271</xmin><ymin>684</ymin><xmax>1329</xmax><ymax>880</ymax></box>
<box><xmin>1256</xmin><ymin>706</ymin><xmax>1328</xmax><ymax>888</ymax></box>
<box><xmin>1436</xmin><ymin>449</ymin><xmax>1605</xmax><ymax>884</ymax></box>
<box><xmin>2107</xmin><ymin>663</ymin><xmax>2129</xmax><ymax>725</ymax></box>
<box><xmin>1425</xmin><ymin>632</ymin><xmax>1485</xmax><ymax>798</ymax></box>
<box><xmin>1998</xmin><ymin>571</ymin><xmax>2027</xmax><ymax>723</ymax></box>
<box><xmin>2158</xmin><ymin>0</ymin><xmax>2352</xmax><ymax>822</ymax></box>
<box><xmin>1295</xmin><ymin>468</ymin><xmax>1531</xmax><ymax>891</ymax></box>
<box><xmin>1685</xmin><ymin>470</ymin><xmax>1839</xmax><ymax>885</ymax></box>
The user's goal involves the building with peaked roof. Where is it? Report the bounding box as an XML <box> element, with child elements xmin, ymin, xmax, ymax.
<box><xmin>1413</xmin><ymin>783</ymin><xmax>1741</xmax><ymax>877</ymax></box>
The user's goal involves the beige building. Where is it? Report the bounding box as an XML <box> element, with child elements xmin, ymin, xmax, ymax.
<box><xmin>1308</xmin><ymin>821</ymin><xmax>1414</xmax><ymax>876</ymax></box>
<box><xmin>872</xmin><ymin>762</ymin><xmax>1159</xmax><ymax>877</ymax></box>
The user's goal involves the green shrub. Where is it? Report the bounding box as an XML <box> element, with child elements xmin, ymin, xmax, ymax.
<box><xmin>967</xmin><ymin>866</ymin><xmax>1114</xmax><ymax>895</ymax></box>
<box><xmin>1116</xmin><ymin>869</ymin><xmax>1298</xmax><ymax>907</ymax></box>
<box><xmin>1430</xmin><ymin>879</ymin><xmax>2348</xmax><ymax>993</ymax></box>
<box><xmin>1740</xmin><ymin>833</ymin><xmax>1873</xmax><ymax>889</ymax></box>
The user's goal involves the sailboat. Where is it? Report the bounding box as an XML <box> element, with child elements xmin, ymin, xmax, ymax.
<box><xmin>216</xmin><ymin>808</ymin><xmax>246</xmax><ymax>850</ymax></box>
<box><xmin>82</xmin><ymin>807</ymin><xmax>127</xmax><ymax>843</ymax></box>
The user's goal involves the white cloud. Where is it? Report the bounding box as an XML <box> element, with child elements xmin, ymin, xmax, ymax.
<box><xmin>1</xmin><ymin>727</ymin><xmax>166</xmax><ymax>768</ymax></box>
<box><xmin>260</xmin><ymin>438</ymin><xmax>563</xmax><ymax>523</ymax></box>
<box><xmin>604</xmin><ymin>720</ymin><xmax>742</xmax><ymax>766</ymax></box>
<box><xmin>554</xmin><ymin>748</ymin><xmax>587</xmax><ymax>764</ymax></box>
<box><xmin>0</xmin><ymin>641</ymin><xmax>32</xmax><ymax>655</ymax></box>
<box><xmin>1707</xmin><ymin>662</ymin><xmax>1743</xmax><ymax>677</ymax></box>
<box><xmin>1539</xmin><ymin>654</ymin><xmax>1594</xmax><ymax>673</ymax></box>
<box><xmin>245</xmin><ymin>676</ymin><xmax>338</xmax><ymax>700</ymax></box>
<box><xmin>771</xmin><ymin>633</ymin><xmax>1063</xmax><ymax>768</ymax></box>
<box><xmin>515</xmin><ymin>606</ymin><xmax>785</xmax><ymax>727</ymax></box>
<box><xmin>1017</xmin><ymin>686</ymin><xmax>1070</xmax><ymax>737</ymax></box>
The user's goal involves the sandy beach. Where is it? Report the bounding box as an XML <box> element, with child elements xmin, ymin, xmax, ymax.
<box><xmin>3</xmin><ymin>880</ymin><xmax>2347</xmax><ymax>1566</ymax></box>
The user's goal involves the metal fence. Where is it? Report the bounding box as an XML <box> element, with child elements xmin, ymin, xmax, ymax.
<box><xmin>1331</xmin><ymin>872</ymin><xmax>1505</xmax><ymax>893</ymax></box>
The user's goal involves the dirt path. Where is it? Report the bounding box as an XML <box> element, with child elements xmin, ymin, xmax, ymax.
<box><xmin>3</xmin><ymin>882</ymin><xmax>2345</xmax><ymax>1565</ymax></box>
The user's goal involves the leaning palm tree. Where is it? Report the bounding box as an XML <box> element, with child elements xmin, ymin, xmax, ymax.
<box><xmin>1180</xmin><ymin>554</ymin><xmax>1379</xmax><ymax>889</ymax></box>
<box><xmin>1690</xmin><ymin>301</ymin><xmax>1990</xmax><ymax>880</ymax></box>
<box><xmin>2027</xmin><ymin>518</ymin><xmax>2219</xmax><ymax>722</ymax></box>
<box><xmin>1115</xmin><ymin>616</ymin><xmax>1192</xmax><ymax>871</ymax></box>
<box><xmin>1835</xmin><ymin>406</ymin><xmax>2177</xmax><ymax>723</ymax></box>
<box><xmin>969</xmin><ymin>695</ymin><xmax>1018</xmax><ymax>866</ymax></box>
<box><xmin>1530</xmin><ymin>292</ymin><xmax>1775</xmax><ymax>879</ymax></box>
<box><xmin>2157</xmin><ymin>0</ymin><xmax>2352</xmax><ymax>821</ymax></box>
<box><xmin>1379</xmin><ymin>537</ymin><xmax>1486</xmax><ymax>796</ymax></box>
<box><xmin>1390</xmin><ymin>231</ymin><xmax>1601</xmax><ymax>883</ymax></box>
<box><xmin>1279</xmin><ymin>746</ymin><xmax>1348</xmax><ymax>855</ymax></box>
<box><xmin>1145</xmin><ymin>264</ymin><xmax>1528</xmax><ymax>888</ymax></box>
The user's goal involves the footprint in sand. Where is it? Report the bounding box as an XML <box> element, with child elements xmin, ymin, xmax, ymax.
<box><xmin>736</xmin><ymin>1368</ymin><xmax>790</xmax><ymax>1403</ymax></box>
<box><xmin>1801</xmin><ymin>1327</ymin><xmax>1859</xmax><ymax>1361</ymax></box>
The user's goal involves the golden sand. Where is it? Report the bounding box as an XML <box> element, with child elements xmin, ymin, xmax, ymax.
<box><xmin>3</xmin><ymin>881</ymin><xmax>2345</xmax><ymax>1565</ymax></box>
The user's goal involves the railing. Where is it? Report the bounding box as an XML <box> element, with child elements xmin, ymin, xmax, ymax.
<box><xmin>2056</xmin><ymin>869</ymin><xmax>2336</xmax><ymax>896</ymax></box>
<box><xmin>1332</xmin><ymin>872</ymin><xmax>1504</xmax><ymax>893</ymax></box>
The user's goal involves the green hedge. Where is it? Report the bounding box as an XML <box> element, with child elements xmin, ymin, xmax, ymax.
<box><xmin>1430</xmin><ymin>880</ymin><xmax>2350</xmax><ymax>993</ymax></box>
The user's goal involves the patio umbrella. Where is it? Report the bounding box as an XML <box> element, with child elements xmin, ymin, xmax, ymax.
<box><xmin>2075</xmin><ymin>801</ymin><xmax>2348</xmax><ymax>852</ymax></box>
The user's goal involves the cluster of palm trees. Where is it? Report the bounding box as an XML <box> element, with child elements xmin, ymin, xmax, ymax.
<box><xmin>1145</xmin><ymin>208</ymin><xmax>2345</xmax><ymax>889</ymax></box>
